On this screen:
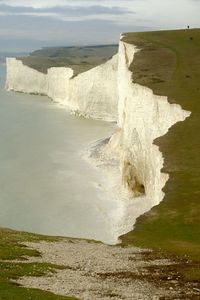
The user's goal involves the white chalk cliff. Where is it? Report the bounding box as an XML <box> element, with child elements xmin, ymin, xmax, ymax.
<box><xmin>6</xmin><ymin>55</ymin><xmax>118</xmax><ymax>122</ymax></box>
<box><xmin>6</xmin><ymin>38</ymin><xmax>191</xmax><ymax>243</ymax></box>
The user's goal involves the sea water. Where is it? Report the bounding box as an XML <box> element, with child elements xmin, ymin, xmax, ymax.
<box><xmin>0</xmin><ymin>63</ymin><xmax>120</xmax><ymax>244</ymax></box>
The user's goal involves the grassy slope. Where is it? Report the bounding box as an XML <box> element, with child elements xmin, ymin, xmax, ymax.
<box><xmin>18</xmin><ymin>45</ymin><xmax>118</xmax><ymax>75</ymax></box>
<box><xmin>0</xmin><ymin>228</ymin><xmax>77</xmax><ymax>300</ymax></box>
<box><xmin>121</xmin><ymin>29</ymin><xmax>200</xmax><ymax>262</ymax></box>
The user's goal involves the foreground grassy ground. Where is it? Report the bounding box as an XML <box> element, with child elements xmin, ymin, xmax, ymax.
<box><xmin>18</xmin><ymin>45</ymin><xmax>118</xmax><ymax>75</ymax></box>
<box><xmin>0</xmin><ymin>228</ymin><xmax>77</xmax><ymax>300</ymax></box>
<box><xmin>121</xmin><ymin>29</ymin><xmax>200</xmax><ymax>264</ymax></box>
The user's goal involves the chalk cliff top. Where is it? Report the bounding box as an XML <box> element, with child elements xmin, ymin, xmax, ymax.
<box><xmin>18</xmin><ymin>44</ymin><xmax>118</xmax><ymax>75</ymax></box>
<box><xmin>121</xmin><ymin>28</ymin><xmax>200</xmax><ymax>260</ymax></box>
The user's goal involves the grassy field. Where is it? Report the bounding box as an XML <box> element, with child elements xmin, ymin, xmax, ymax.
<box><xmin>121</xmin><ymin>29</ymin><xmax>200</xmax><ymax>264</ymax></box>
<box><xmin>0</xmin><ymin>228</ymin><xmax>77</xmax><ymax>300</ymax></box>
<box><xmin>18</xmin><ymin>45</ymin><xmax>118</xmax><ymax>75</ymax></box>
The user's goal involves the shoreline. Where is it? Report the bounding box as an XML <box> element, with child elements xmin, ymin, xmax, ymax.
<box><xmin>0</xmin><ymin>83</ymin><xmax>120</xmax><ymax>244</ymax></box>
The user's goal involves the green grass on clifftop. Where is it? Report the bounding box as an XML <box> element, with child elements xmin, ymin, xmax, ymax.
<box><xmin>0</xmin><ymin>228</ymin><xmax>77</xmax><ymax>300</ymax></box>
<box><xmin>121</xmin><ymin>29</ymin><xmax>200</xmax><ymax>263</ymax></box>
<box><xmin>18</xmin><ymin>45</ymin><xmax>118</xmax><ymax>75</ymax></box>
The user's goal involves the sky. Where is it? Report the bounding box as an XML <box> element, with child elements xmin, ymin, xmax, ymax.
<box><xmin>0</xmin><ymin>0</ymin><xmax>200</xmax><ymax>52</ymax></box>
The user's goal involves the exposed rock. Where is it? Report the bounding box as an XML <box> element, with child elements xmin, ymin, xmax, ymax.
<box><xmin>6</xmin><ymin>55</ymin><xmax>118</xmax><ymax>122</ymax></box>
<box><xmin>15</xmin><ymin>240</ymin><xmax>180</xmax><ymax>300</ymax></box>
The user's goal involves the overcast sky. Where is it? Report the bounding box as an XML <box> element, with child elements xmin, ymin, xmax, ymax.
<box><xmin>0</xmin><ymin>0</ymin><xmax>200</xmax><ymax>52</ymax></box>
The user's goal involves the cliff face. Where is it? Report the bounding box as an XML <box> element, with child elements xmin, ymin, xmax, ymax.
<box><xmin>6</xmin><ymin>58</ymin><xmax>47</xmax><ymax>95</ymax></box>
<box><xmin>110</xmin><ymin>41</ymin><xmax>190</xmax><ymax>228</ymax></box>
<box><xmin>86</xmin><ymin>41</ymin><xmax>190</xmax><ymax>240</ymax></box>
<box><xmin>6</xmin><ymin>55</ymin><xmax>118</xmax><ymax>122</ymax></box>
<box><xmin>5</xmin><ymin>41</ymin><xmax>191</xmax><ymax>241</ymax></box>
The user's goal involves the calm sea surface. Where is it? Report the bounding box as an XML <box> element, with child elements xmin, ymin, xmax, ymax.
<box><xmin>0</xmin><ymin>63</ymin><xmax>119</xmax><ymax>243</ymax></box>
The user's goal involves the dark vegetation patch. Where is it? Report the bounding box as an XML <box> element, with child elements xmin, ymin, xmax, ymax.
<box><xmin>121</xmin><ymin>28</ymin><xmax>200</xmax><ymax>279</ymax></box>
<box><xmin>97</xmin><ymin>250</ymin><xmax>200</xmax><ymax>299</ymax></box>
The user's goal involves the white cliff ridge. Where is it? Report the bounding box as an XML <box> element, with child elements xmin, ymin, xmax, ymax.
<box><xmin>6</xmin><ymin>55</ymin><xmax>118</xmax><ymax>122</ymax></box>
<box><xmin>101</xmin><ymin>41</ymin><xmax>190</xmax><ymax>239</ymax></box>
<box><xmin>5</xmin><ymin>39</ymin><xmax>191</xmax><ymax>243</ymax></box>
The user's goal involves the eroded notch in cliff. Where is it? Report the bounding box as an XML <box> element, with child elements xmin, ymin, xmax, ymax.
<box><xmin>122</xmin><ymin>161</ymin><xmax>145</xmax><ymax>197</ymax></box>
